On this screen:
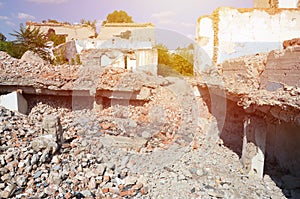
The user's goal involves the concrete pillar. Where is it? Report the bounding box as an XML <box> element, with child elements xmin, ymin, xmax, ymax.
<box><xmin>93</xmin><ymin>96</ymin><xmax>103</xmax><ymax>112</ymax></box>
<box><xmin>42</xmin><ymin>115</ymin><xmax>63</xmax><ymax>147</ymax></box>
<box><xmin>0</xmin><ymin>91</ymin><xmax>28</xmax><ymax>114</ymax></box>
<box><xmin>241</xmin><ymin>116</ymin><xmax>267</xmax><ymax>178</ymax></box>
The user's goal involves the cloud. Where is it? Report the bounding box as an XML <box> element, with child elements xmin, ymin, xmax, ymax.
<box><xmin>6</xmin><ymin>21</ymin><xmax>15</xmax><ymax>27</ymax></box>
<box><xmin>0</xmin><ymin>16</ymin><xmax>8</xmax><ymax>20</ymax></box>
<box><xmin>26</xmin><ymin>0</ymin><xmax>68</xmax><ymax>3</ymax></box>
<box><xmin>17</xmin><ymin>12</ymin><xmax>35</xmax><ymax>20</ymax></box>
<box><xmin>151</xmin><ymin>11</ymin><xmax>176</xmax><ymax>19</ymax></box>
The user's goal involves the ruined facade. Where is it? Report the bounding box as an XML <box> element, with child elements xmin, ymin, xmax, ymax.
<box><xmin>254</xmin><ymin>0</ymin><xmax>300</xmax><ymax>8</ymax></box>
<box><xmin>195</xmin><ymin>7</ymin><xmax>300</xmax><ymax>73</ymax></box>
<box><xmin>98</xmin><ymin>23</ymin><xmax>155</xmax><ymax>44</ymax></box>
<box><xmin>26</xmin><ymin>21</ymin><xmax>97</xmax><ymax>42</ymax></box>
<box><xmin>193</xmin><ymin>0</ymin><xmax>300</xmax><ymax>182</ymax></box>
<box><xmin>74</xmin><ymin>23</ymin><xmax>158</xmax><ymax>74</ymax></box>
<box><xmin>76</xmin><ymin>39</ymin><xmax>158</xmax><ymax>75</ymax></box>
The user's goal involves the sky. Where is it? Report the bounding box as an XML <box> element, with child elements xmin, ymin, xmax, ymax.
<box><xmin>0</xmin><ymin>0</ymin><xmax>253</xmax><ymax>45</ymax></box>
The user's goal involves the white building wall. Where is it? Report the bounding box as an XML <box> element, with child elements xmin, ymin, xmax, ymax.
<box><xmin>0</xmin><ymin>92</ymin><xmax>28</xmax><ymax>114</ymax></box>
<box><xmin>278</xmin><ymin>0</ymin><xmax>298</xmax><ymax>8</ymax></box>
<box><xmin>195</xmin><ymin>16</ymin><xmax>214</xmax><ymax>73</ymax></box>
<box><xmin>30</xmin><ymin>24</ymin><xmax>96</xmax><ymax>42</ymax></box>
<box><xmin>195</xmin><ymin>7</ymin><xmax>300</xmax><ymax>68</ymax></box>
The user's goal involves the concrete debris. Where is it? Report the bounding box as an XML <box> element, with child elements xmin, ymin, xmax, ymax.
<box><xmin>20</xmin><ymin>51</ymin><xmax>45</xmax><ymax>64</ymax></box>
<box><xmin>0</xmin><ymin>105</ymin><xmax>286</xmax><ymax>198</ymax></box>
<box><xmin>0</xmin><ymin>37</ymin><xmax>299</xmax><ymax>199</ymax></box>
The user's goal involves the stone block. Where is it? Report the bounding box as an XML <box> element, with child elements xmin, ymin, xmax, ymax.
<box><xmin>0</xmin><ymin>91</ymin><xmax>28</xmax><ymax>114</ymax></box>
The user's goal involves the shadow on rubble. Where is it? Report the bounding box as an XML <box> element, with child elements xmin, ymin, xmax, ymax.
<box><xmin>24</xmin><ymin>94</ymin><xmax>74</xmax><ymax>114</ymax></box>
<box><xmin>263</xmin><ymin>122</ymin><xmax>300</xmax><ymax>199</ymax></box>
<box><xmin>198</xmin><ymin>87</ymin><xmax>244</xmax><ymax>157</ymax></box>
<box><xmin>199</xmin><ymin>87</ymin><xmax>300</xmax><ymax>198</ymax></box>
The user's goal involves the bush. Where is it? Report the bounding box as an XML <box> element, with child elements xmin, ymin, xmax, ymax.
<box><xmin>0</xmin><ymin>41</ymin><xmax>27</xmax><ymax>59</ymax></box>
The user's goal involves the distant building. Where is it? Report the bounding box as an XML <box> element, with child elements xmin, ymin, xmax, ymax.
<box><xmin>62</xmin><ymin>22</ymin><xmax>158</xmax><ymax>75</ymax></box>
<box><xmin>26</xmin><ymin>21</ymin><xmax>97</xmax><ymax>42</ymax></box>
<box><xmin>98</xmin><ymin>23</ymin><xmax>155</xmax><ymax>45</ymax></box>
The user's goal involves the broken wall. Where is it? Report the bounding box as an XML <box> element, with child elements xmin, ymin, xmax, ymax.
<box><xmin>98</xmin><ymin>23</ymin><xmax>155</xmax><ymax>44</ymax></box>
<box><xmin>196</xmin><ymin>7</ymin><xmax>300</xmax><ymax>71</ymax></box>
<box><xmin>194</xmin><ymin>16</ymin><xmax>214</xmax><ymax>73</ymax></box>
<box><xmin>80</xmin><ymin>48</ymin><xmax>158</xmax><ymax>75</ymax></box>
<box><xmin>278</xmin><ymin>0</ymin><xmax>299</xmax><ymax>8</ymax></box>
<box><xmin>260</xmin><ymin>46</ymin><xmax>300</xmax><ymax>89</ymax></box>
<box><xmin>253</xmin><ymin>0</ymin><xmax>278</xmax><ymax>8</ymax></box>
<box><xmin>253</xmin><ymin>0</ymin><xmax>300</xmax><ymax>8</ymax></box>
<box><xmin>27</xmin><ymin>22</ymin><xmax>96</xmax><ymax>42</ymax></box>
<box><xmin>135</xmin><ymin>49</ymin><xmax>158</xmax><ymax>75</ymax></box>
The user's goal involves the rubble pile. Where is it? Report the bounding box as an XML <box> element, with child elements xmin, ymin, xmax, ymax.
<box><xmin>0</xmin><ymin>51</ymin><xmax>78</xmax><ymax>89</ymax></box>
<box><xmin>0</xmin><ymin>103</ymin><xmax>285</xmax><ymax>198</ymax></box>
<box><xmin>0</xmin><ymin>51</ymin><xmax>298</xmax><ymax>198</ymax></box>
<box><xmin>96</xmin><ymin>67</ymin><xmax>169</xmax><ymax>91</ymax></box>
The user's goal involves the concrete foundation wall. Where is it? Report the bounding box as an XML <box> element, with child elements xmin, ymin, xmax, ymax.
<box><xmin>266</xmin><ymin>122</ymin><xmax>300</xmax><ymax>176</ymax></box>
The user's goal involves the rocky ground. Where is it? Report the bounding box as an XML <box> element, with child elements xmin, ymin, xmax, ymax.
<box><xmin>0</xmin><ymin>100</ymin><xmax>286</xmax><ymax>198</ymax></box>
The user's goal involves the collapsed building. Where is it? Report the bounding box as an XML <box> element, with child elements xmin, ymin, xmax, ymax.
<box><xmin>59</xmin><ymin>22</ymin><xmax>158</xmax><ymax>75</ymax></box>
<box><xmin>194</xmin><ymin>0</ymin><xmax>300</xmax><ymax>193</ymax></box>
<box><xmin>0</xmin><ymin>0</ymin><xmax>299</xmax><ymax>198</ymax></box>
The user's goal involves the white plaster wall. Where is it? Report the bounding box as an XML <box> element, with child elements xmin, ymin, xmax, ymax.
<box><xmin>216</xmin><ymin>7</ymin><xmax>300</xmax><ymax>64</ymax></box>
<box><xmin>197</xmin><ymin>17</ymin><xmax>214</xmax><ymax>60</ymax></box>
<box><xmin>37</xmin><ymin>25</ymin><xmax>96</xmax><ymax>42</ymax></box>
<box><xmin>278</xmin><ymin>0</ymin><xmax>298</xmax><ymax>8</ymax></box>
<box><xmin>98</xmin><ymin>25</ymin><xmax>155</xmax><ymax>44</ymax></box>
<box><xmin>0</xmin><ymin>92</ymin><xmax>28</xmax><ymax>114</ymax></box>
<box><xmin>135</xmin><ymin>49</ymin><xmax>158</xmax><ymax>75</ymax></box>
<box><xmin>194</xmin><ymin>17</ymin><xmax>214</xmax><ymax>73</ymax></box>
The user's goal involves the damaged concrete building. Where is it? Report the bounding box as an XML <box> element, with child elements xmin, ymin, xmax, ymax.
<box><xmin>1</xmin><ymin>0</ymin><xmax>300</xmax><ymax>198</ymax></box>
<box><xmin>194</xmin><ymin>0</ymin><xmax>300</xmax><ymax>189</ymax></box>
<box><xmin>61</xmin><ymin>23</ymin><xmax>158</xmax><ymax>75</ymax></box>
<box><xmin>26</xmin><ymin>21</ymin><xmax>97</xmax><ymax>42</ymax></box>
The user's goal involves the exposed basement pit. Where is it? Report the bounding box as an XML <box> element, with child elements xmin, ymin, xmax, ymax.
<box><xmin>197</xmin><ymin>84</ymin><xmax>300</xmax><ymax>198</ymax></box>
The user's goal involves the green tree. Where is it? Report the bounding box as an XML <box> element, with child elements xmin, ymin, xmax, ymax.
<box><xmin>102</xmin><ymin>10</ymin><xmax>133</xmax><ymax>25</ymax></box>
<box><xmin>48</xmin><ymin>32</ymin><xmax>66</xmax><ymax>47</ymax></box>
<box><xmin>0</xmin><ymin>41</ymin><xmax>27</xmax><ymax>58</ymax></box>
<box><xmin>80</xmin><ymin>19</ymin><xmax>97</xmax><ymax>30</ymax></box>
<box><xmin>170</xmin><ymin>53</ymin><xmax>193</xmax><ymax>76</ymax></box>
<box><xmin>0</xmin><ymin>33</ymin><xmax>6</xmax><ymax>41</ymax></box>
<box><xmin>156</xmin><ymin>43</ymin><xmax>194</xmax><ymax>76</ymax></box>
<box><xmin>10</xmin><ymin>23</ymin><xmax>49</xmax><ymax>60</ymax></box>
<box><xmin>156</xmin><ymin>44</ymin><xmax>170</xmax><ymax>65</ymax></box>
